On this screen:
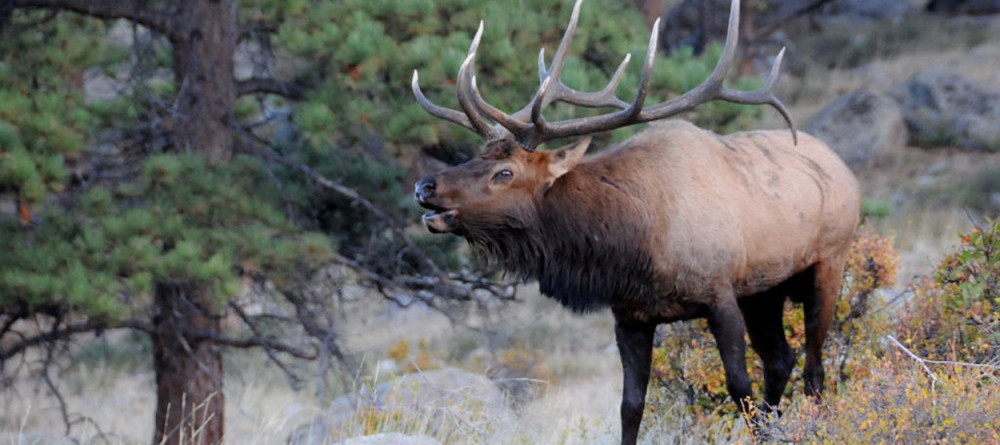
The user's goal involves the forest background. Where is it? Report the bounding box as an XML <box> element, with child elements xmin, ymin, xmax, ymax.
<box><xmin>1</xmin><ymin>0</ymin><xmax>998</xmax><ymax>443</ymax></box>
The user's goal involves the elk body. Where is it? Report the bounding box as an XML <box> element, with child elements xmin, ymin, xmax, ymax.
<box><xmin>412</xmin><ymin>1</ymin><xmax>860</xmax><ymax>443</ymax></box>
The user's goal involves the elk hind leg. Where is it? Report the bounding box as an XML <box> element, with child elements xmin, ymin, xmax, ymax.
<box><xmin>706</xmin><ymin>288</ymin><xmax>754</xmax><ymax>413</ymax></box>
<box><xmin>800</xmin><ymin>259</ymin><xmax>846</xmax><ymax>398</ymax></box>
<box><xmin>739</xmin><ymin>288</ymin><xmax>795</xmax><ymax>410</ymax></box>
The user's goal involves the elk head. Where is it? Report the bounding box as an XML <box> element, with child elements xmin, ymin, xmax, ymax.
<box><xmin>412</xmin><ymin>0</ymin><xmax>796</xmax><ymax>235</ymax></box>
<box><xmin>415</xmin><ymin>137</ymin><xmax>589</xmax><ymax>234</ymax></box>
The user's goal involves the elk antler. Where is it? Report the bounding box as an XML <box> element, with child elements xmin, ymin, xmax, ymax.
<box><xmin>412</xmin><ymin>0</ymin><xmax>798</xmax><ymax>150</ymax></box>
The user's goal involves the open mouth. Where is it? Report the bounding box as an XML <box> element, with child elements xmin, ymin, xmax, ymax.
<box><xmin>418</xmin><ymin>202</ymin><xmax>458</xmax><ymax>233</ymax></box>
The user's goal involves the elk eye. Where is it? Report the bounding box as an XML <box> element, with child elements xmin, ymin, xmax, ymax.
<box><xmin>492</xmin><ymin>169</ymin><xmax>514</xmax><ymax>183</ymax></box>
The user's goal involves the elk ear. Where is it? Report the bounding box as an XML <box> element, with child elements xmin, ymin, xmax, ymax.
<box><xmin>547</xmin><ymin>137</ymin><xmax>590</xmax><ymax>179</ymax></box>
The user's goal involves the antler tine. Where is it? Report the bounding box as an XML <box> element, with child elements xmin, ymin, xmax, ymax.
<box><xmin>516</xmin><ymin>0</ymin><xmax>631</xmax><ymax>117</ymax></box>
<box><xmin>544</xmin><ymin>0</ymin><xmax>582</xmax><ymax>84</ymax></box>
<box><xmin>415</xmin><ymin>0</ymin><xmax>796</xmax><ymax>149</ymax></box>
<box><xmin>511</xmin><ymin>0</ymin><xmax>586</xmax><ymax>123</ymax></box>
<box><xmin>628</xmin><ymin>17</ymin><xmax>660</xmax><ymax>119</ymax></box>
<box><xmin>455</xmin><ymin>21</ymin><xmax>502</xmax><ymax>139</ymax></box>
<box><xmin>537</xmin><ymin>0</ymin><xmax>796</xmax><ymax>146</ymax></box>
<box><xmin>412</xmin><ymin>71</ymin><xmax>476</xmax><ymax>133</ymax></box>
<box><xmin>468</xmin><ymin>75</ymin><xmax>531</xmax><ymax>136</ymax></box>
<box><xmin>527</xmin><ymin>50</ymin><xmax>632</xmax><ymax>112</ymax></box>
<box><xmin>530</xmin><ymin>76</ymin><xmax>554</xmax><ymax>132</ymax></box>
<box><xmin>639</xmin><ymin>0</ymin><xmax>795</xmax><ymax>141</ymax></box>
<box><xmin>717</xmin><ymin>48</ymin><xmax>798</xmax><ymax>144</ymax></box>
<box><xmin>635</xmin><ymin>0</ymin><xmax>742</xmax><ymax>119</ymax></box>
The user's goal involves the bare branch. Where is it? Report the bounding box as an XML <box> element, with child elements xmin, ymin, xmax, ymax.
<box><xmin>236</xmin><ymin>77</ymin><xmax>306</xmax><ymax>100</ymax></box>
<box><xmin>11</xmin><ymin>0</ymin><xmax>176</xmax><ymax>38</ymax></box>
<box><xmin>888</xmin><ymin>335</ymin><xmax>1000</xmax><ymax>372</ymax></box>
<box><xmin>41</xmin><ymin>325</ymin><xmax>72</xmax><ymax>437</ymax></box>
<box><xmin>189</xmin><ymin>330</ymin><xmax>317</xmax><ymax>360</ymax></box>
<box><xmin>0</xmin><ymin>320</ymin><xmax>152</xmax><ymax>361</ymax></box>
<box><xmin>228</xmin><ymin>301</ymin><xmax>305</xmax><ymax>387</ymax></box>
<box><xmin>229</xmin><ymin>121</ymin><xmax>453</xmax><ymax>283</ymax></box>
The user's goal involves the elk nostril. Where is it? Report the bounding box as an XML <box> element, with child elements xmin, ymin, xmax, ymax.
<box><xmin>415</xmin><ymin>177</ymin><xmax>436</xmax><ymax>200</ymax></box>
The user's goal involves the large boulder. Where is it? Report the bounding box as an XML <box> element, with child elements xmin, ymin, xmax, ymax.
<box><xmin>890</xmin><ymin>69</ymin><xmax>1000</xmax><ymax>152</ymax></box>
<box><xmin>288</xmin><ymin>368</ymin><xmax>512</xmax><ymax>445</ymax></box>
<box><xmin>805</xmin><ymin>89</ymin><xmax>908</xmax><ymax>168</ymax></box>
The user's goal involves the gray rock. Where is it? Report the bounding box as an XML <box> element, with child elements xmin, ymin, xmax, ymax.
<box><xmin>335</xmin><ymin>433</ymin><xmax>442</xmax><ymax>445</ymax></box>
<box><xmin>820</xmin><ymin>0</ymin><xmax>918</xmax><ymax>21</ymax></box>
<box><xmin>927</xmin><ymin>0</ymin><xmax>1000</xmax><ymax>15</ymax></box>
<box><xmin>805</xmin><ymin>89</ymin><xmax>908</xmax><ymax>168</ymax></box>
<box><xmin>890</xmin><ymin>69</ymin><xmax>1000</xmax><ymax>152</ymax></box>
<box><xmin>288</xmin><ymin>368</ymin><xmax>512</xmax><ymax>445</ymax></box>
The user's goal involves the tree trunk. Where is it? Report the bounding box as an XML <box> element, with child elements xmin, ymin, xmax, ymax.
<box><xmin>153</xmin><ymin>1</ymin><xmax>236</xmax><ymax>444</ymax></box>
<box><xmin>169</xmin><ymin>0</ymin><xmax>237</xmax><ymax>163</ymax></box>
<box><xmin>152</xmin><ymin>282</ymin><xmax>225</xmax><ymax>445</ymax></box>
<box><xmin>8</xmin><ymin>1</ymin><xmax>238</xmax><ymax>443</ymax></box>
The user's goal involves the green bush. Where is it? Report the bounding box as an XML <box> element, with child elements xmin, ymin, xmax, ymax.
<box><xmin>898</xmin><ymin>219</ymin><xmax>1000</xmax><ymax>364</ymax></box>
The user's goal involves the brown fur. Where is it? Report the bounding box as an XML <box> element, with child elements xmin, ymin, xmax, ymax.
<box><xmin>419</xmin><ymin>121</ymin><xmax>859</xmax><ymax>316</ymax></box>
<box><xmin>414</xmin><ymin>120</ymin><xmax>860</xmax><ymax>443</ymax></box>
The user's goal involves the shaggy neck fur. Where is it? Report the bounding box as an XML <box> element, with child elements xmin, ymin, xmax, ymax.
<box><xmin>464</xmin><ymin>166</ymin><xmax>656</xmax><ymax>313</ymax></box>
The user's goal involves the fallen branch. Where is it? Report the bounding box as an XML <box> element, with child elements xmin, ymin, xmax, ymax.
<box><xmin>886</xmin><ymin>334</ymin><xmax>940</xmax><ymax>391</ymax></box>
<box><xmin>888</xmin><ymin>335</ymin><xmax>1000</xmax><ymax>372</ymax></box>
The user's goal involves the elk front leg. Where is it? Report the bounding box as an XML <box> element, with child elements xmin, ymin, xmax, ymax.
<box><xmin>615</xmin><ymin>318</ymin><xmax>656</xmax><ymax>445</ymax></box>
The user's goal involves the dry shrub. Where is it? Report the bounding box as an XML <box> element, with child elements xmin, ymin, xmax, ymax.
<box><xmin>780</xmin><ymin>353</ymin><xmax>1000</xmax><ymax>444</ymax></box>
<box><xmin>387</xmin><ymin>339</ymin><xmax>442</xmax><ymax>374</ymax></box>
<box><xmin>779</xmin><ymin>221</ymin><xmax>1000</xmax><ymax>443</ymax></box>
<box><xmin>477</xmin><ymin>347</ymin><xmax>556</xmax><ymax>409</ymax></box>
<box><xmin>826</xmin><ymin>228</ymin><xmax>900</xmax><ymax>390</ymax></box>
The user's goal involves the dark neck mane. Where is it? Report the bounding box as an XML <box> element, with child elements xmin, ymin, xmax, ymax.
<box><xmin>465</xmin><ymin>169</ymin><xmax>656</xmax><ymax>312</ymax></box>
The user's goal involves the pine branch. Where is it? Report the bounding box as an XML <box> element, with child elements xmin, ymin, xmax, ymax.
<box><xmin>237</xmin><ymin>77</ymin><xmax>306</xmax><ymax>100</ymax></box>
<box><xmin>11</xmin><ymin>0</ymin><xmax>177</xmax><ymax>38</ymax></box>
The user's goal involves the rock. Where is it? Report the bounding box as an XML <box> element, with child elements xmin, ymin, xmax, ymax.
<box><xmin>378</xmin><ymin>367</ymin><xmax>508</xmax><ymax>410</ymax></box>
<box><xmin>890</xmin><ymin>69</ymin><xmax>1000</xmax><ymax>152</ymax></box>
<box><xmin>805</xmin><ymin>89</ymin><xmax>908</xmax><ymax>168</ymax></box>
<box><xmin>288</xmin><ymin>368</ymin><xmax>512</xmax><ymax>445</ymax></box>
<box><xmin>926</xmin><ymin>0</ymin><xmax>1000</xmax><ymax>15</ymax></box>
<box><xmin>334</xmin><ymin>433</ymin><xmax>442</xmax><ymax>445</ymax></box>
<box><xmin>819</xmin><ymin>0</ymin><xmax>918</xmax><ymax>21</ymax></box>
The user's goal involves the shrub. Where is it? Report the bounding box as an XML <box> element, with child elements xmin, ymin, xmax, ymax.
<box><xmin>897</xmin><ymin>219</ymin><xmax>999</xmax><ymax>365</ymax></box>
<box><xmin>780</xmin><ymin>353</ymin><xmax>1000</xmax><ymax>444</ymax></box>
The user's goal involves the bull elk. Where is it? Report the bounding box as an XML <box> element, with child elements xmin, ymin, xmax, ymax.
<box><xmin>411</xmin><ymin>0</ymin><xmax>860</xmax><ymax>443</ymax></box>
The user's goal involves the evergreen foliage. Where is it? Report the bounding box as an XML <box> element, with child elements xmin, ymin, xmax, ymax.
<box><xmin>243</xmin><ymin>0</ymin><xmax>764</xmax><ymax>160</ymax></box>
<box><xmin>0</xmin><ymin>11</ymin><xmax>128</xmax><ymax>204</ymax></box>
<box><xmin>0</xmin><ymin>154</ymin><xmax>333</xmax><ymax>319</ymax></box>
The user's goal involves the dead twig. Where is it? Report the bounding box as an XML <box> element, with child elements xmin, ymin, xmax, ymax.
<box><xmin>888</xmin><ymin>334</ymin><xmax>940</xmax><ymax>392</ymax></box>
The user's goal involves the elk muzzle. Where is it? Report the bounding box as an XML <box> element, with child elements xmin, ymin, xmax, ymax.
<box><xmin>415</xmin><ymin>176</ymin><xmax>458</xmax><ymax>233</ymax></box>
